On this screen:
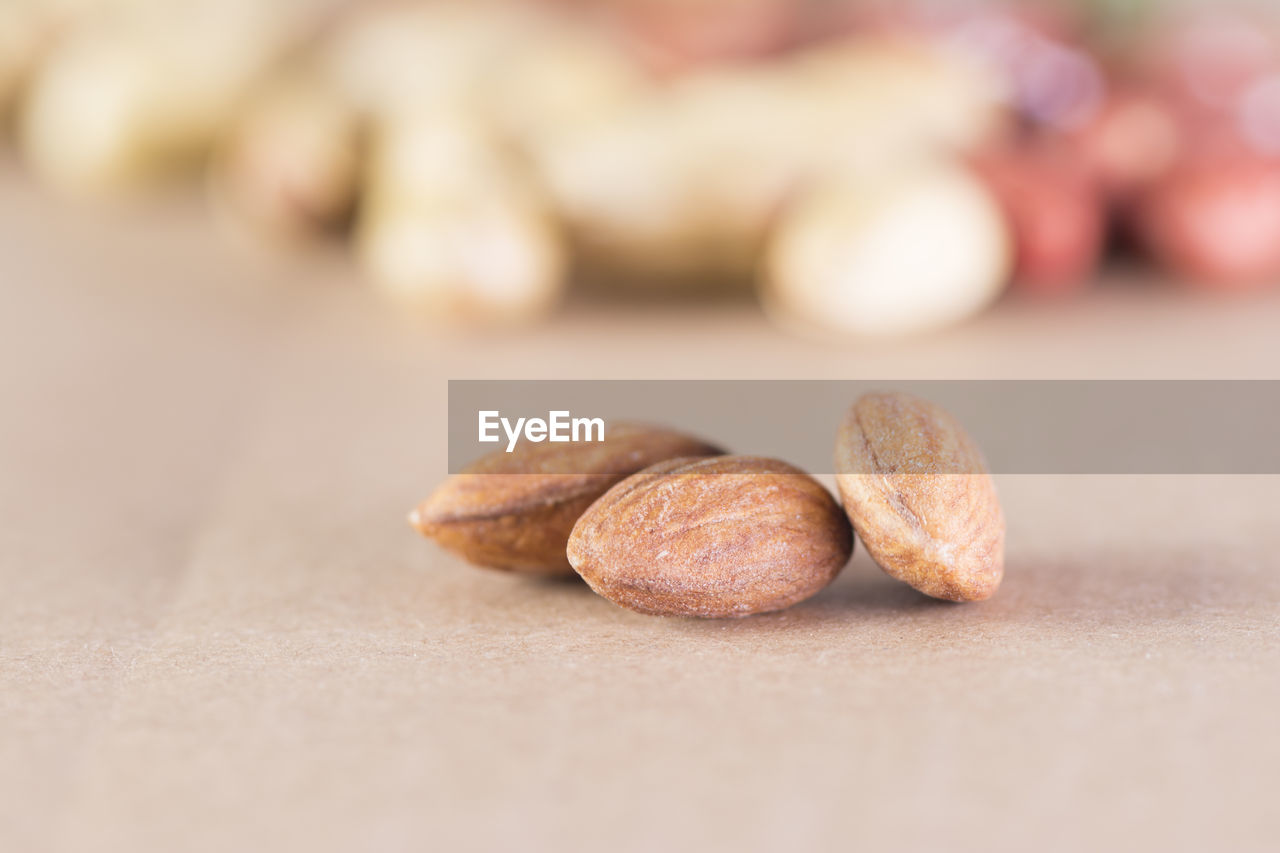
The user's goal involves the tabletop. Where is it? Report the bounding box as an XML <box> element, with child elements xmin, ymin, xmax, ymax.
<box><xmin>2</xmin><ymin>164</ymin><xmax>1279</xmax><ymax>853</ymax></box>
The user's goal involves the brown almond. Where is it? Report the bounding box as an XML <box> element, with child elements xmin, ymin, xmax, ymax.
<box><xmin>567</xmin><ymin>455</ymin><xmax>853</xmax><ymax>617</ymax></box>
<box><xmin>834</xmin><ymin>392</ymin><xmax>1005</xmax><ymax>602</ymax></box>
<box><xmin>410</xmin><ymin>423</ymin><xmax>722</xmax><ymax>575</ymax></box>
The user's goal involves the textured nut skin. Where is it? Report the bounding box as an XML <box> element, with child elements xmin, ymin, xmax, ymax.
<box><xmin>410</xmin><ymin>424</ymin><xmax>722</xmax><ymax>575</ymax></box>
<box><xmin>835</xmin><ymin>392</ymin><xmax>1004</xmax><ymax>602</ymax></box>
<box><xmin>567</xmin><ymin>456</ymin><xmax>853</xmax><ymax>618</ymax></box>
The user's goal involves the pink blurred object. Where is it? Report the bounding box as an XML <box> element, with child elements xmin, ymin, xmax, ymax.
<box><xmin>1132</xmin><ymin>6</ymin><xmax>1280</xmax><ymax>114</ymax></box>
<box><xmin>1134</xmin><ymin>153</ymin><xmax>1280</xmax><ymax>291</ymax></box>
<box><xmin>851</xmin><ymin>0</ymin><xmax>1104</xmax><ymax>132</ymax></box>
<box><xmin>972</xmin><ymin>140</ymin><xmax>1105</xmax><ymax>295</ymax></box>
<box><xmin>1068</xmin><ymin>87</ymin><xmax>1182</xmax><ymax>205</ymax></box>
<box><xmin>1129</xmin><ymin>5</ymin><xmax>1280</xmax><ymax>158</ymax></box>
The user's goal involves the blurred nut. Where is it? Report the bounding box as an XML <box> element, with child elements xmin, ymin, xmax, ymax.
<box><xmin>785</xmin><ymin>37</ymin><xmax>1007</xmax><ymax>156</ymax></box>
<box><xmin>356</xmin><ymin>111</ymin><xmax>567</xmax><ymax>324</ymax></box>
<box><xmin>411</xmin><ymin>424</ymin><xmax>723</xmax><ymax>575</ymax></box>
<box><xmin>1069</xmin><ymin>88</ymin><xmax>1182</xmax><ymax>203</ymax></box>
<box><xmin>0</xmin><ymin>0</ymin><xmax>120</xmax><ymax>120</ymax></box>
<box><xmin>483</xmin><ymin>16</ymin><xmax>650</xmax><ymax>145</ymax></box>
<box><xmin>529</xmin><ymin>36</ymin><xmax>1005</xmax><ymax>284</ymax></box>
<box><xmin>567</xmin><ymin>455</ymin><xmax>852</xmax><ymax>617</ymax></box>
<box><xmin>20</xmin><ymin>29</ymin><xmax>168</xmax><ymax>193</ymax></box>
<box><xmin>835</xmin><ymin>391</ymin><xmax>1004</xmax><ymax>602</ymax></box>
<box><xmin>19</xmin><ymin>0</ymin><xmax>309</xmax><ymax>195</ymax></box>
<box><xmin>527</xmin><ymin>76</ymin><xmax>788</xmax><ymax>282</ymax></box>
<box><xmin>1133</xmin><ymin>154</ymin><xmax>1280</xmax><ymax>291</ymax></box>
<box><xmin>972</xmin><ymin>141</ymin><xmax>1105</xmax><ymax>294</ymax></box>
<box><xmin>762</xmin><ymin>159</ymin><xmax>1012</xmax><ymax>337</ymax></box>
<box><xmin>210</xmin><ymin>73</ymin><xmax>360</xmax><ymax>243</ymax></box>
<box><xmin>320</xmin><ymin>1</ymin><xmax>529</xmax><ymax>120</ymax></box>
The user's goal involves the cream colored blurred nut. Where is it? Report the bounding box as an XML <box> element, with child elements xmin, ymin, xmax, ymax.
<box><xmin>483</xmin><ymin>16</ymin><xmax>649</xmax><ymax>145</ymax></box>
<box><xmin>0</xmin><ymin>0</ymin><xmax>123</xmax><ymax>118</ymax></box>
<box><xmin>359</xmin><ymin>198</ymin><xmax>565</xmax><ymax>323</ymax></box>
<box><xmin>529</xmin><ymin>68</ymin><xmax>823</xmax><ymax>282</ymax></box>
<box><xmin>762</xmin><ymin>160</ymin><xmax>1012</xmax><ymax>337</ymax></box>
<box><xmin>19</xmin><ymin>0</ymin><xmax>311</xmax><ymax>195</ymax></box>
<box><xmin>19</xmin><ymin>30</ymin><xmax>157</xmax><ymax>193</ymax></box>
<box><xmin>356</xmin><ymin>113</ymin><xmax>566</xmax><ymax>324</ymax></box>
<box><xmin>210</xmin><ymin>74</ymin><xmax>360</xmax><ymax>243</ymax></box>
<box><xmin>529</xmin><ymin>94</ymin><xmax>764</xmax><ymax>281</ymax></box>
<box><xmin>784</xmin><ymin>37</ymin><xmax>1007</xmax><ymax>156</ymax></box>
<box><xmin>320</xmin><ymin>1</ymin><xmax>528</xmax><ymax>119</ymax></box>
<box><xmin>528</xmin><ymin>37</ymin><xmax>1005</xmax><ymax>284</ymax></box>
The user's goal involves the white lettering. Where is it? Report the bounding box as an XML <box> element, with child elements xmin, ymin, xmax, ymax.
<box><xmin>503</xmin><ymin>417</ymin><xmax>526</xmax><ymax>453</ymax></box>
<box><xmin>483</xmin><ymin>411</ymin><xmax>605</xmax><ymax>452</ymax></box>
<box><xmin>573</xmin><ymin>417</ymin><xmax>605</xmax><ymax>442</ymax></box>
<box><xmin>478</xmin><ymin>411</ymin><xmax>500</xmax><ymax>443</ymax></box>
<box><xmin>549</xmin><ymin>410</ymin><xmax>570</xmax><ymax>442</ymax></box>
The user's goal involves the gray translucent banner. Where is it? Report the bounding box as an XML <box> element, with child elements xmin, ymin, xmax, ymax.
<box><xmin>448</xmin><ymin>381</ymin><xmax>1280</xmax><ymax>474</ymax></box>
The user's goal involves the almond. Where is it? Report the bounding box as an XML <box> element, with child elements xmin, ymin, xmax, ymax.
<box><xmin>834</xmin><ymin>392</ymin><xmax>1004</xmax><ymax>602</ymax></box>
<box><xmin>410</xmin><ymin>423</ymin><xmax>722</xmax><ymax>575</ymax></box>
<box><xmin>567</xmin><ymin>455</ymin><xmax>852</xmax><ymax>617</ymax></box>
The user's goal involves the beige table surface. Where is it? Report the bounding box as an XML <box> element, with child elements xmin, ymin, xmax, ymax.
<box><xmin>2</xmin><ymin>164</ymin><xmax>1279</xmax><ymax>853</ymax></box>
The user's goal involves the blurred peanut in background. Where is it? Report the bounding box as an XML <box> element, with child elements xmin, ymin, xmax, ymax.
<box><xmin>5</xmin><ymin>0</ymin><xmax>1280</xmax><ymax>334</ymax></box>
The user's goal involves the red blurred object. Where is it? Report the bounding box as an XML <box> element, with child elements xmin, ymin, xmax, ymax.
<box><xmin>971</xmin><ymin>140</ymin><xmax>1105</xmax><ymax>294</ymax></box>
<box><xmin>1134</xmin><ymin>154</ymin><xmax>1280</xmax><ymax>291</ymax></box>
<box><xmin>1069</xmin><ymin>87</ymin><xmax>1182</xmax><ymax>204</ymax></box>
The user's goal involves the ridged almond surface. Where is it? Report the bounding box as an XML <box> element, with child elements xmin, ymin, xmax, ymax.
<box><xmin>567</xmin><ymin>455</ymin><xmax>853</xmax><ymax>617</ymax></box>
<box><xmin>411</xmin><ymin>423</ymin><xmax>722</xmax><ymax>575</ymax></box>
<box><xmin>834</xmin><ymin>392</ymin><xmax>1004</xmax><ymax>602</ymax></box>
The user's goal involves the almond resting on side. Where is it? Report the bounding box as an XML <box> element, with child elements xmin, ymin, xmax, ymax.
<box><xmin>834</xmin><ymin>392</ymin><xmax>1005</xmax><ymax>602</ymax></box>
<box><xmin>410</xmin><ymin>423</ymin><xmax>722</xmax><ymax>575</ymax></box>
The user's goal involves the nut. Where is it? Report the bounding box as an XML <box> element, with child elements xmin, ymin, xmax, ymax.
<box><xmin>530</xmin><ymin>39</ymin><xmax>1002</xmax><ymax>286</ymax></box>
<box><xmin>410</xmin><ymin>424</ymin><xmax>722</xmax><ymax>575</ymax></box>
<box><xmin>19</xmin><ymin>0</ymin><xmax>310</xmax><ymax>195</ymax></box>
<box><xmin>834</xmin><ymin>392</ymin><xmax>1004</xmax><ymax>602</ymax></box>
<box><xmin>971</xmin><ymin>141</ymin><xmax>1105</xmax><ymax>294</ymax></box>
<box><xmin>1133</xmin><ymin>154</ymin><xmax>1280</xmax><ymax>291</ymax></box>
<box><xmin>762</xmin><ymin>159</ymin><xmax>1012</xmax><ymax>338</ymax></box>
<box><xmin>209</xmin><ymin>72</ymin><xmax>360</xmax><ymax>243</ymax></box>
<box><xmin>567</xmin><ymin>455</ymin><xmax>852</xmax><ymax>618</ymax></box>
<box><xmin>1069</xmin><ymin>88</ymin><xmax>1182</xmax><ymax>203</ymax></box>
<box><xmin>356</xmin><ymin>110</ymin><xmax>567</xmax><ymax>324</ymax></box>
